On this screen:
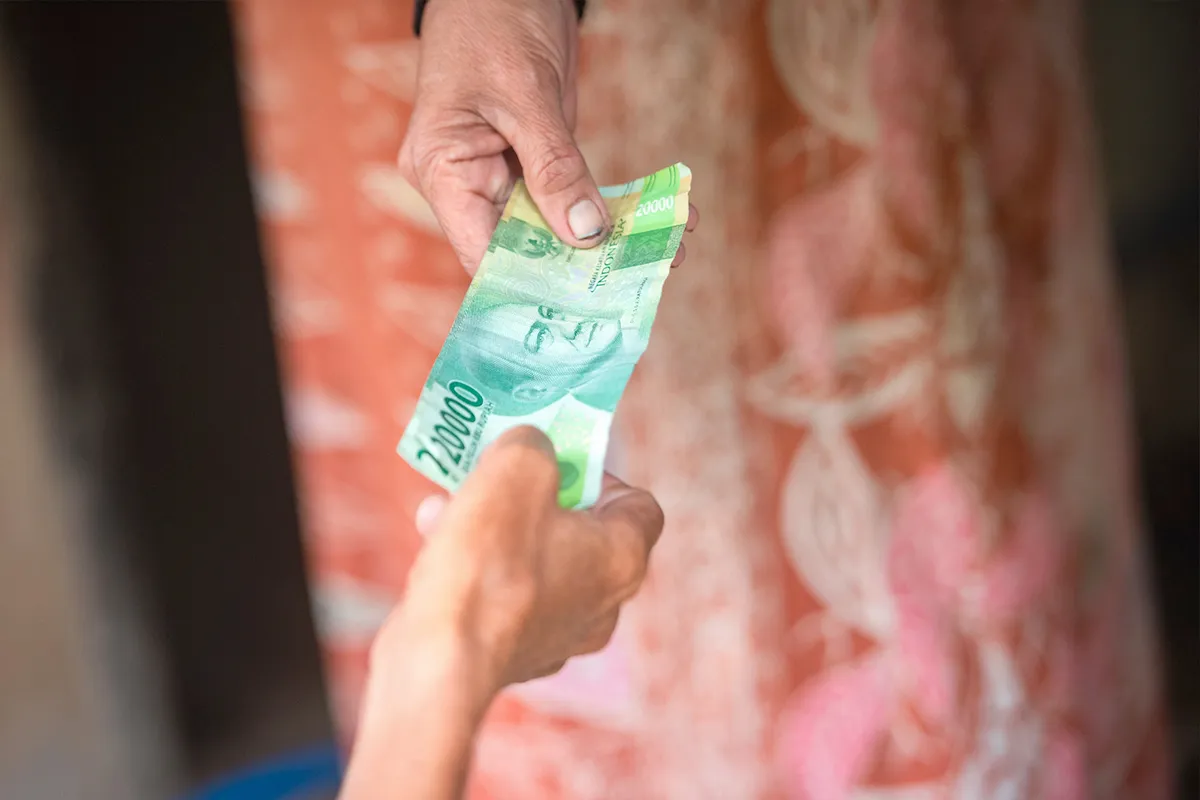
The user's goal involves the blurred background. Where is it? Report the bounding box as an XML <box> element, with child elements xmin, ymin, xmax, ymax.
<box><xmin>0</xmin><ymin>1</ymin><xmax>1194</xmax><ymax>798</ymax></box>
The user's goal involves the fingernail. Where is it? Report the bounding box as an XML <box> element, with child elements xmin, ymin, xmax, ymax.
<box><xmin>415</xmin><ymin>495</ymin><xmax>447</xmax><ymax>537</ymax></box>
<box><xmin>567</xmin><ymin>199</ymin><xmax>604</xmax><ymax>240</ymax></box>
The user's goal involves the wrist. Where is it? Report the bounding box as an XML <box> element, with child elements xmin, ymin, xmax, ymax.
<box><xmin>364</xmin><ymin>608</ymin><xmax>497</xmax><ymax>730</ymax></box>
<box><xmin>414</xmin><ymin>0</ymin><xmax>585</xmax><ymax>37</ymax></box>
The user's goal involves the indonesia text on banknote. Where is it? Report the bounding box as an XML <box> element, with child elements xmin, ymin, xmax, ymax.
<box><xmin>398</xmin><ymin>163</ymin><xmax>692</xmax><ymax>508</ymax></box>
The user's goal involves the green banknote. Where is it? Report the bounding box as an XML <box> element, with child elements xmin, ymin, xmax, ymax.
<box><xmin>398</xmin><ymin>163</ymin><xmax>692</xmax><ymax>508</ymax></box>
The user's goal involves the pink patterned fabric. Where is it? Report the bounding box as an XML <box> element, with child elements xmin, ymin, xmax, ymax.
<box><xmin>233</xmin><ymin>0</ymin><xmax>1169</xmax><ymax>796</ymax></box>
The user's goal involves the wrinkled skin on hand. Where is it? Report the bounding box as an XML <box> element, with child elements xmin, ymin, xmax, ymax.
<box><xmin>400</xmin><ymin>0</ymin><xmax>697</xmax><ymax>273</ymax></box>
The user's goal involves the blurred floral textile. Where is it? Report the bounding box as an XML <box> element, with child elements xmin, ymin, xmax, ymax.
<box><xmin>233</xmin><ymin>0</ymin><xmax>1168</xmax><ymax>796</ymax></box>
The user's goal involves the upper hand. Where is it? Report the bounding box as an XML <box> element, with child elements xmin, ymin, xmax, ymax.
<box><xmin>401</xmin><ymin>0</ymin><xmax>605</xmax><ymax>273</ymax></box>
<box><xmin>400</xmin><ymin>0</ymin><xmax>699</xmax><ymax>273</ymax></box>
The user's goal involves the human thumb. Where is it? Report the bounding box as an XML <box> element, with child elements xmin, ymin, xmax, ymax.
<box><xmin>509</xmin><ymin>111</ymin><xmax>609</xmax><ymax>249</ymax></box>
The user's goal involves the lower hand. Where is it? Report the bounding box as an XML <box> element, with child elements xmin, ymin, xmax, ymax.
<box><xmin>340</xmin><ymin>428</ymin><xmax>663</xmax><ymax>799</ymax></box>
<box><xmin>383</xmin><ymin>426</ymin><xmax>664</xmax><ymax>697</ymax></box>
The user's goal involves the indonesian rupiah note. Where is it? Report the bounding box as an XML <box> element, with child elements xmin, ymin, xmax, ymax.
<box><xmin>398</xmin><ymin>163</ymin><xmax>692</xmax><ymax>508</ymax></box>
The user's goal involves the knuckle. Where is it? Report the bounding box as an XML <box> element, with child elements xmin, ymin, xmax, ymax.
<box><xmin>578</xmin><ymin>631</ymin><xmax>610</xmax><ymax>656</ymax></box>
<box><xmin>579</xmin><ymin>613</ymin><xmax>620</xmax><ymax>655</ymax></box>
<box><xmin>507</xmin><ymin>55</ymin><xmax>560</xmax><ymax>99</ymax></box>
<box><xmin>607</xmin><ymin>525</ymin><xmax>649</xmax><ymax>592</ymax></box>
<box><xmin>494</xmin><ymin>45</ymin><xmax>561</xmax><ymax>100</ymax></box>
<box><xmin>536</xmin><ymin>660</ymin><xmax>568</xmax><ymax>680</ymax></box>
<box><xmin>618</xmin><ymin>490</ymin><xmax>665</xmax><ymax>550</ymax></box>
<box><xmin>642</xmin><ymin>494</ymin><xmax>666</xmax><ymax>541</ymax></box>
<box><xmin>397</xmin><ymin>138</ymin><xmax>419</xmax><ymax>187</ymax></box>
<box><xmin>404</xmin><ymin>129</ymin><xmax>450</xmax><ymax>190</ymax></box>
<box><xmin>411</xmin><ymin>147</ymin><xmax>444</xmax><ymax>188</ymax></box>
<box><xmin>526</xmin><ymin>141</ymin><xmax>587</xmax><ymax>196</ymax></box>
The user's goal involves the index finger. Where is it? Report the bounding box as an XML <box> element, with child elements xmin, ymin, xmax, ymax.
<box><xmin>589</xmin><ymin>473</ymin><xmax>665</xmax><ymax>593</ymax></box>
<box><xmin>399</xmin><ymin>128</ymin><xmax>515</xmax><ymax>274</ymax></box>
<box><xmin>426</xmin><ymin>173</ymin><xmax>509</xmax><ymax>275</ymax></box>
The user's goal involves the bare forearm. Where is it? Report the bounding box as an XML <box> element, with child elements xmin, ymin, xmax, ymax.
<box><xmin>339</xmin><ymin>626</ymin><xmax>494</xmax><ymax>800</ymax></box>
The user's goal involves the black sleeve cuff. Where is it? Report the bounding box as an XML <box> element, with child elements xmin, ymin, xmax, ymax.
<box><xmin>414</xmin><ymin>0</ymin><xmax>587</xmax><ymax>37</ymax></box>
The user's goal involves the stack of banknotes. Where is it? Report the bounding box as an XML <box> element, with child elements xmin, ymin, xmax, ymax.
<box><xmin>398</xmin><ymin>163</ymin><xmax>692</xmax><ymax>508</ymax></box>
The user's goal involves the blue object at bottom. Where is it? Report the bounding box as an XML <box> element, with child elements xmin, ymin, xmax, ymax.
<box><xmin>183</xmin><ymin>744</ymin><xmax>343</xmax><ymax>800</ymax></box>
